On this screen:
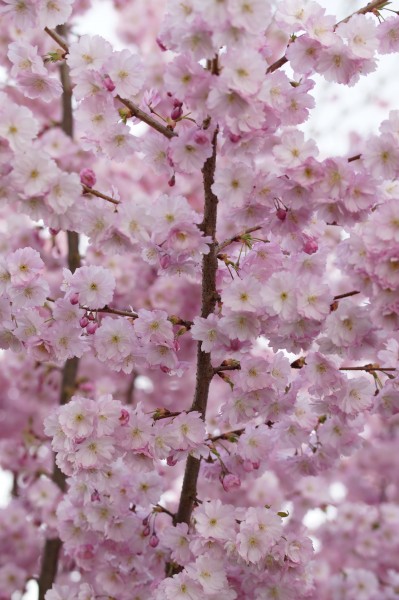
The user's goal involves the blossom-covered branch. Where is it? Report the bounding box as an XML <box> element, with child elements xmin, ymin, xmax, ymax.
<box><xmin>267</xmin><ymin>0</ymin><xmax>391</xmax><ymax>74</ymax></box>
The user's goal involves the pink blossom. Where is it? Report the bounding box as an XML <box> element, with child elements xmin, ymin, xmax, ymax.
<box><xmin>67</xmin><ymin>266</ymin><xmax>116</xmax><ymax>309</ymax></box>
<box><xmin>194</xmin><ymin>499</ymin><xmax>237</xmax><ymax>541</ymax></box>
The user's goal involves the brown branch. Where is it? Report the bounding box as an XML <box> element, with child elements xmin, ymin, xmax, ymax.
<box><xmin>44</xmin><ymin>28</ymin><xmax>177</xmax><ymax>140</ymax></box>
<box><xmin>38</xmin><ymin>25</ymin><xmax>81</xmax><ymax>600</ymax></box>
<box><xmin>290</xmin><ymin>357</ymin><xmax>396</xmax><ymax>374</ymax></box>
<box><xmin>347</xmin><ymin>154</ymin><xmax>362</xmax><ymax>163</ymax></box>
<box><xmin>334</xmin><ymin>290</ymin><xmax>360</xmax><ymax>300</ymax></box>
<box><xmin>213</xmin><ymin>363</ymin><xmax>241</xmax><ymax>373</ymax></box>
<box><xmin>44</xmin><ymin>26</ymin><xmax>69</xmax><ymax>54</ymax></box>
<box><xmin>82</xmin><ymin>184</ymin><xmax>121</xmax><ymax>205</ymax></box>
<box><xmin>339</xmin><ymin>365</ymin><xmax>396</xmax><ymax>372</ymax></box>
<box><xmin>116</xmin><ymin>96</ymin><xmax>177</xmax><ymax>139</ymax></box>
<box><xmin>266</xmin><ymin>0</ymin><xmax>391</xmax><ymax>74</ymax></box>
<box><xmin>217</xmin><ymin>226</ymin><xmax>264</xmax><ymax>252</ymax></box>
<box><xmin>208</xmin><ymin>428</ymin><xmax>245</xmax><ymax>442</ymax></box>
<box><xmin>174</xmin><ymin>128</ymin><xmax>219</xmax><ymax>528</ymax></box>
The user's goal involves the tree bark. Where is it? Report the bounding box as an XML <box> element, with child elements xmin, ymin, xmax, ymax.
<box><xmin>38</xmin><ymin>25</ymin><xmax>81</xmax><ymax>600</ymax></box>
<box><xmin>174</xmin><ymin>129</ymin><xmax>219</xmax><ymax>526</ymax></box>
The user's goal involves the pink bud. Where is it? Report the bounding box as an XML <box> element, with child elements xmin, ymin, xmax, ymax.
<box><xmin>143</xmin><ymin>525</ymin><xmax>151</xmax><ymax>537</ymax></box>
<box><xmin>70</xmin><ymin>292</ymin><xmax>79</xmax><ymax>305</ymax></box>
<box><xmin>229</xmin><ymin>133</ymin><xmax>241</xmax><ymax>143</ymax></box>
<box><xmin>242</xmin><ymin>460</ymin><xmax>254</xmax><ymax>472</ymax></box>
<box><xmin>159</xmin><ymin>254</ymin><xmax>171</xmax><ymax>269</ymax></box>
<box><xmin>76</xmin><ymin>544</ymin><xmax>95</xmax><ymax>560</ymax></box>
<box><xmin>119</xmin><ymin>409</ymin><xmax>130</xmax><ymax>425</ymax></box>
<box><xmin>149</xmin><ymin>534</ymin><xmax>159</xmax><ymax>548</ymax></box>
<box><xmin>142</xmin><ymin>516</ymin><xmax>149</xmax><ymax>527</ymax></box>
<box><xmin>303</xmin><ymin>235</ymin><xmax>318</xmax><ymax>255</ymax></box>
<box><xmin>87</xmin><ymin>312</ymin><xmax>96</xmax><ymax>321</ymax></box>
<box><xmin>221</xmin><ymin>473</ymin><xmax>241</xmax><ymax>492</ymax></box>
<box><xmin>276</xmin><ymin>208</ymin><xmax>287</xmax><ymax>221</ymax></box>
<box><xmin>194</xmin><ymin>131</ymin><xmax>208</xmax><ymax>145</ymax></box>
<box><xmin>168</xmin><ymin>175</ymin><xmax>175</xmax><ymax>187</ymax></box>
<box><xmin>49</xmin><ymin>228</ymin><xmax>60</xmax><ymax>236</ymax></box>
<box><xmin>171</xmin><ymin>106</ymin><xmax>183</xmax><ymax>120</ymax></box>
<box><xmin>102</xmin><ymin>75</ymin><xmax>116</xmax><ymax>92</ymax></box>
<box><xmin>80</xmin><ymin>168</ymin><xmax>96</xmax><ymax>188</ymax></box>
<box><xmin>160</xmin><ymin>365</ymin><xmax>171</xmax><ymax>374</ymax></box>
<box><xmin>167</xmin><ymin>455</ymin><xmax>178</xmax><ymax>467</ymax></box>
<box><xmin>79</xmin><ymin>381</ymin><xmax>95</xmax><ymax>392</ymax></box>
<box><xmin>91</xmin><ymin>490</ymin><xmax>101</xmax><ymax>502</ymax></box>
<box><xmin>86</xmin><ymin>322</ymin><xmax>98</xmax><ymax>335</ymax></box>
<box><xmin>79</xmin><ymin>316</ymin><xmax>89</xmax><ymax>328</ymax></box>
<box><xmin>156</xmin><ymin>37</ymin><xmax>168</xmax><ymax>51</ymax></box>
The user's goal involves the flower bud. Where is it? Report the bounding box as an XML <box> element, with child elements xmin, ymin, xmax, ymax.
<box><xmin>70</xmin><ymin>292</ymin><xmax>79</xmax><ymax>305</ymax></box>
<box><xmin>80</xmin><ymin>168</ymin><xmax>96</xmax><ymax>188</ymax></box>
<box><xmin>303</xmin><ymin>235</ymin><xmax>318</xmax><ymax>255</ymax></box>
<box><xmin>149</xmin><ymin>534</ymin><xmax>159</xmax><ymax>548</ymax></box>
<box><xmin>276</xmin><ymin>208</ymin><xmax>287</xmax><ymax>221</ymax></box>
<box><xmin>143</xmin><ymin>525</ymin><xmax>151</xmax><ymax>537</ymax></box>
<box><xmin>156</xmin><ymin>37</ymin><xmax>168</xmax><ymax>51</ymax></box>
<box><xmin>119</xmin><ymin>408</ymin><xmax>130</xmax><ymax>425</ymax></box>
<box><xmin>79</xmin><ymin>316</ymin><xmax>89</xmax><ymax>328</ymax></box>
<box><xmin>221</xmin><ymin>473</ymin><xmax>241</xmax><ymax>492</ymax></box>
<box><xmin>102</xmin><ymin>75</ymin><xmax>116</xmax><ymax>92</ymax></box>
<box><xmin>86</xmin><ymin>322</ymin><xmax>98</xmax><ymax>335</ymax></box>
<box><xmin>171</xmin><ymin>105</ymin><xmax>183</xmax><ymax>120</ymax></box>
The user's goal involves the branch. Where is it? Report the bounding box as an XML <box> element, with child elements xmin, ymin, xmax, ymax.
<box><xmin>333</xmin><ymin>290</ymin><xmax>360</xmax><ymax>300</ymax></box>
<box><xmin>339</xmin><ymin>365</ymin><xmax>396</xmax><ymax>372</ymax></box>
<box><xmin>38</xmin><ymin>25</ymin><xmax>81</xmax><ymax>600</ymax></box>
<box><xmin>44</xmin><ymin>28</ymin><xmax>177</xmax><ymax>140</ymax></box>
<box><xmin>44</xmin><ymin>26</ymin><xmax>69</xmax><ymax>54</ymax></box>
<box><xmin>217</xmin><ymin>226</ymin><xmax>264</xmax><ymax>252</ymax></box>
<box><xmin>116</xmin><ymin>96</ymin><xmax>177</xmax><ymax>139</ymax></box>
<box><xmin>266</xmin><ymin>0</ymin><xmax>391</xmax><ymax>74</ymax></box>
<box><xmin>174</xmin><ymin>128</ymin><xmax>219</xmax><ymax>528</ymax></box>
<box><xmin>82</xmin><ymin>184</ymin><xmax>121</xmax><ymax>205</ymax></box>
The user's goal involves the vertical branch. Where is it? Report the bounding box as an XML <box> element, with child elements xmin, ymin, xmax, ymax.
<box><xmin>38</xmin><ymin>24</ymin><xmax>81</xmax><ymax>600</ymax></box>
<box><xmin>174</xmin><ymin>129</ymin><xmax>219</xmax><ymax>526</ymax></box>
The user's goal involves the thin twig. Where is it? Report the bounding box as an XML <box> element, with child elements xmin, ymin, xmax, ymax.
<box><xmin>217</xmin><ymin>226</ymin><xmax>264</xmax><ymax>252</ymax></box>
<box><xmin>82</xmin><ymin>184</ymin><xmax>121</xmax><ymax>205</ymax></box>
<box><xmin>334</xmin><ymin>290</ymin><xmax>361</xmax><ymax>300</ymax></box>
<box><xmin>44</xmin><ymin>26</ymin><xmax>69</xmax><ymax>54</ymax></box>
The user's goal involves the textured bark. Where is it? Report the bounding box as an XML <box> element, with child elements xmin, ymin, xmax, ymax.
<box><xmin>174</xmin><ymin>129</ymin><xmax>219</xmax><ymax>527</ymax></box>
<box><xmin>38</xmin><ymin>26</ymin><xmax>81</xmax><ymax>599</ymax></box>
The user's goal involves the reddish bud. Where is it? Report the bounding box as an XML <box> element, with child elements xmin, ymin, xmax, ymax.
<box><xmin>70</xmin><ymin>292</ymin><xmax>79</xmax><ymax>305</ymax></box>
<box><xmin>80</xmin><ymin>168</ymin><xmax>96</xmax><ymax>188</ymax></box>
<box><xmin>194</xmin><ymin>131</ymin><xmax>208</xmax><ymax>145</ymax></box>
<box><xmin>79</xmin><ymin>316</ymin><xmax>89</xmax><ymax>328</ymax></box>
<box><xmin>171</xmin><ymin>105</ymin><xmax>183</xmax><ymax>120</ymax></box>
<box><xmin>102</xmin><ymin>75</ymin><xmax>116</xmax><ymax>92</ymax></box>
<box><xmin>49</xmin><ymin>228</ymin><xmax>60</xmax><ymax>236</ymax></box>
<box><xmin>143</xmin><ymin>525</ymin><xmax>151</xmax><ymax>537</ymax></box>
<box><xmin>91</xmin><ymin>490</ymin><xmax>101</xmax><ymax>502</ymax></box>
<box><xmin>149</xmin><ymin>534</ymin><xmax>159</xmax><ymax>548</ymax></box>
<box><xmin>276</xmin><ymin>208</ymin><xmax>287</xmax><ymax>221</ymax></box>
<box><xmin>229</xmin><ymin>133</ymin><xmax>241</xmax><ymax>143</ymax></box>
<box><xmin>119</xmin><ymin>409</ymin><xmax>130</xmax><ymax>425</ymax></box>
<box><xmin>87</xmin><ymin>312</ymin><xmax>96</xmax><ymax>321</ymax></box>
<box><xmin>221</xmin><ymin>473</ymin><xmax>241</xmax><ymax>492</ymax></box>
<box><xmin>156</xmin><ymin>37</ymin><xmax>168</xmax><ymax>51</ymax></box>
<box><xmin>168</xmin><ymin>175</ymin><xmax>175</xmax><ymax>187</ymax></box>
<box><xmin>86</xmin><ymin>322</ymin><xmax>98</xmax><ymax>335</ymax></box>
<box><xmin>303</xmin><ymin>235</ymin><xmax>318</xmax><ymax>255</ymax></box>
